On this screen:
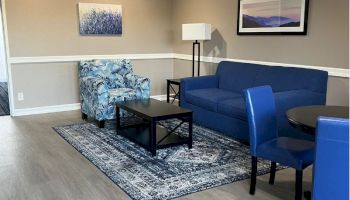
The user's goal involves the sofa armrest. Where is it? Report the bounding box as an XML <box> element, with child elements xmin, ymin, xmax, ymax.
<box><xmin>274</xmin><ymin>90</ymin><xmax>326</xmax><ymax>117</ymax></box>
<box><xmin>80</xmin><ymin>76</ymin><xmax>109</xmax><ymax>106</ymax></box>
<box><xmin>125</xmin><ymin>74</ymin><xmax>150</xmax><ymax>98</ymax></box>
<box><xmin>180</xmin><ymin>75</ymin><xmax>219</xmax><ymax>105</ymax></box>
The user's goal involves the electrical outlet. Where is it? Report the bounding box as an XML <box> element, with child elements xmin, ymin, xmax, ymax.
<box><xmin>18</xmin><ymin>92</ymin><xmax>24</xmax><ymax>101</ymax></box>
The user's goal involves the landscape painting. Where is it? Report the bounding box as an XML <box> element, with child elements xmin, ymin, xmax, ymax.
<box><xmin>79</xmin><ymin>3</ymin><xmax>122</xmax><ymax>35</ymax></box>
<box><xmin>237</xmin><ymin>0</ymin><xmax>309</xmax><ymax>35</ymax></box>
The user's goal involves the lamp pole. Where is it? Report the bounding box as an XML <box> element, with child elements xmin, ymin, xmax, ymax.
<box><xmin>192</xmin><ymin>40</ymin><xmax>200</xmax><ymax>77</ymax></box>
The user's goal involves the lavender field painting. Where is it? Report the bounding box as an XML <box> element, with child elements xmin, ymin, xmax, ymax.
<box><xmin>79</xmin><ymin>3</ymin><xmax>122</xmax><ymax>35</ymax></box>
<box><xmin>238</xmin><ymin>0</ymin><xmax>309</xmax><ymax>35</ymax></box>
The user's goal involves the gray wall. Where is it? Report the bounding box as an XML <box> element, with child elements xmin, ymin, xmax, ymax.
<box><xmin>12</xmin><ymin>59</ymin><xmax>173</xmax><ymax>109</ymax></box>
<box><xmin>172</xmin><ymin>0</ymin><xmax>349</xmax><ymax>106</ymax></box>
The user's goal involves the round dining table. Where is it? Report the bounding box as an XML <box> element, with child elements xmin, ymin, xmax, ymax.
<box><xmin>286</xmin><ymin>105</ymin><xmax>349</xmax><ymax>200</ymax></box>
<box><xmin>287</xmin><ymin>105</ymin><xmax>349</xmax><ymax>134</ymax></box>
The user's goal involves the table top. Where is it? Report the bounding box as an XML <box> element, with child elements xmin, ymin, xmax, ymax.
<box><xmin>286</xmin><ymin>105</ymin><xmax>349</xmax><ymax>134</ymax></box>
<box><xmin>116</xmin><ymin>98</ymin><xmax>192</xmax><ymax>120</ymax></box>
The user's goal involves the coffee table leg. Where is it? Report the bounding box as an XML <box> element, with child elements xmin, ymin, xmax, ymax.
<box><xmin>188</xmin><ymin>115</ymin><xmax>193</xmax><ymax>149</ymax></box>
<box><xmin>167</xmin><ymin>81</ymin><xmax>170</xmax><ymax>103</ymax></box>
<box><xmin>150</xmin><ymin>119</ymin><xmax>157</xmax><ymax>156</ymax></box>
<box><xmin>116</xmin><ymin>106</ymin><xmax>121</xmax><ymax>130</ymax></box>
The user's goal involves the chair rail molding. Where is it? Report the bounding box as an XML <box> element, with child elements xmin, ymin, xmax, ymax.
<box><xmin>8</xmin><ymin>53</ymin><xmax>349</xmax><ymax>78</ymax></box>
<box><xmin>8</xmin><ymin>53</ymin><xmax>175</xmax><ymax>64</ymax></box>
<box><xmin>174</xmin><ymin>54</ymin><xmax>349</xmax><ymax>78</ymax></box>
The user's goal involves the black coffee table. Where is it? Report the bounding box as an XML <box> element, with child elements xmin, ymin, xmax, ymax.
<box><xmin>116</xmin><ymin>99</ymin><xmax>193</xmax><ymax>156</ymax></box>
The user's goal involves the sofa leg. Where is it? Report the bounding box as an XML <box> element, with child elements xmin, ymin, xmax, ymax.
<box><xmin>98</xmin><ymin>120</ymin><xmax>105</xmax><ymax>128</ymax></box>
<box><xmin>82</xmin><ymin>112</ymin><xmax>88</xmax><ymax>120</ymax></box>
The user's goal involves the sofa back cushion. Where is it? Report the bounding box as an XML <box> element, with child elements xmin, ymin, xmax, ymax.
<box><xmin>216</xmin><ymin>61</ymin><xmax>328</xmax><ymax>93</ymax></box>
<box><xmin>254</xmin><ymin>66</ymin><xmax>328</xmax><ymax>93</ymax></box>
<box><xmin>216</xmin><ymin>61</ymin><xmax>262</xmax><ymax>93</ymax></box>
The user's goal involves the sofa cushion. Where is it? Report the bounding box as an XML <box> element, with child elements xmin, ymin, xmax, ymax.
<box><xmin>185</xmin><ymin>88</ymin><xmax>241</xmax><ymax>112</ymax></box>
<box><xmin>217</xmin><ymin>97</ymin><xmax>247</xmax><ymax>120</ymax></box>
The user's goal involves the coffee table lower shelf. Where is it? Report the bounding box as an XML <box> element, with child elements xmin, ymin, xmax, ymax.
<box><xmin>117</xmin><ymin>124</ymin><xmax>191</xmax><ymax>155</ymax></box>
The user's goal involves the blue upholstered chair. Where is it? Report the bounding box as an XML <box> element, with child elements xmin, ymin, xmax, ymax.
<box><xmin>244</xmin><ymin>86</ymin><xmax>315</xmax><ymax>200</ymax></box>
<box><xmin>79</xmin><ymin>59</ymin><xmax>150</xmax><ymax>128</ymax></box>
<box><xmin>312</xmin><ymin>117</ymin><xmax>349</xmax><ymax>200</ymax></box>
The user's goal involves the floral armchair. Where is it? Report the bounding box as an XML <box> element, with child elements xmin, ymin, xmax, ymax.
<box><xmin>79</xmin><ymin>59</ymin><xmax>150</xmax><ymax>128</ymax></box>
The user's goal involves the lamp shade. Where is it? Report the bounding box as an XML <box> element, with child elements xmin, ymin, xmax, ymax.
<box><xmin>182</xmin><ymin>23</ymin><xmax>211</xmax><ymax>41</ymax></box>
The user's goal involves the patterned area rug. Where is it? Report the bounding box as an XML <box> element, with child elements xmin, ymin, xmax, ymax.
<box><xmin>53</xmin><ymin>119</ymin><xmax>282</xmax><ymax>200</ymax></box>
<box><xmin>0</xmin><ymin>82</ymin><xmax>10</xmax><ymax>116</ymax></box>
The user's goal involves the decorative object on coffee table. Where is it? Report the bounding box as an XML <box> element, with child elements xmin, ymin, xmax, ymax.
<box><xmin>237</xmin><ymin>0</ymin><xmax>309</xmax><ymax>35</ymax></box>
<box><xmin>182</xmin><ymin>23</ymin><xmax>211</xmax><ymax>76</ymax></box>
<box><xmin>116</xmin><ymin>99</ymin><xmax>192</xmax><ymax>156</ymax></box>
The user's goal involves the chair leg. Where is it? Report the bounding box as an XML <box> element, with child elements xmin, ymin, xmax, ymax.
<box><xmin>82</xmin><ymin>112</ymin><xmax>88</xmax><ymax>120</ymax></box>
<box><xmin>269</xmin><ymin>162</ymin><xmax>277</xmax><ymax>185</ymax></box>
<box><xmin>295</xmin><ymin>170</ymin><xmax>303</xmax><ymax>200</ymax></box>
<box><xmin>98</xmin><ymin>120</ymin><xmax>105</xmax><ymax>128</ymax></box>
<box><xmin>250</xmin><ymin>156</ymin><xmax>257</xmax><ymax>195</ymax></box>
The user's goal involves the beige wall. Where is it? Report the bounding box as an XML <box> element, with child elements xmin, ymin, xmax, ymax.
<box><xmin>6</xmin><ymin>0</ymin><xmax>173</xmax><ymax>56</ymax></box>
<box><xmin>5</xmin><ymin>0</ymin><xmax>174</xmax><ymax>110</ymax></box>
<box><xmin>173</xmin><ymin>0</ymin><xmax>349</xmax><ymax>68</ymax></box>
<box><xmin>172</xmin><ymin>0</ymin><xmax>349</xmax><ymax>106</ymax></box>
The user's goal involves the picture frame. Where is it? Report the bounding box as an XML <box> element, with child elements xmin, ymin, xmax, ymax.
<box><xmin>237</xmin><ymin>0</ymin><xmax>309</xmax><ymax>35</ymax></box>
<box><xmin>79</xmin><ymin>3</ymin><xmax>122</xmax><ymax>35</ymax></box>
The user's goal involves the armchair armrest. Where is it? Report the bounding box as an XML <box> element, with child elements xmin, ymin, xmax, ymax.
<box><xmin>125</xmin><ymin>74</ymin><xmax>150</xmax><ymax>98</ymax></box>
<box><xmin>80</xmin><ymin>76</ymin><xmax>109</xmax><ymax>106</ymax></box>
<box><xmin>180</xmin><ymin>75</ymin><xmax>219</xmax><ymax>104</ymax></box>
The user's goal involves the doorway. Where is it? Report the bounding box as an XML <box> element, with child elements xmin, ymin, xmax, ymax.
<box><xmin>0</xmin><ymin>4</ymin><xmax>9</xmax><ymax>116</ymax></box>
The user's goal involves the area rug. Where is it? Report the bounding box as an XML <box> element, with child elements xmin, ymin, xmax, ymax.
<box><xmin>0</xmin><ymin>82</ymin><xmax>10</xmax><ymax>116</ymax></box>
<box><xmin>53</xmin><ymin>119</ymin><xmax>283</xmax><ymax>200</ymax></box>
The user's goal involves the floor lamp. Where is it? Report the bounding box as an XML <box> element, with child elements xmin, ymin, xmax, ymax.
<box><xmin>182</xmin><ymin>23</ymin><xmax>211</xmax><ymax>77</ymax></box>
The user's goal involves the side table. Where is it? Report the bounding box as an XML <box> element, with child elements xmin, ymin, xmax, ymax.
<box><xmin>167</xmin><ymin>79</ymin><xmax>181</xmax><ymax>105</ymax></box>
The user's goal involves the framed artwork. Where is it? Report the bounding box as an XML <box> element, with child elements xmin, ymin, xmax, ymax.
<box><xmin>237</xmin><ymin>0</ymin><xmax>309</xmax><ymax>35</ymax></box>
<box><xmin>79</xmin><ymin>3</ymin><xmax>122</xmax><ymax>35</ymax></box>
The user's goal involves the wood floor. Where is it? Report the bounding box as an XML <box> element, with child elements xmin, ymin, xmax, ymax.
<box><xmin>0</xmin><ymin>110</ymin><xmax>312</xmax><ymax>200</ymax></box>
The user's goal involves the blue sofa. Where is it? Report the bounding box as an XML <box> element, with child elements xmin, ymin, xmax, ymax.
<box><xmin>180</xmin><ymin>61</ymin><xmax>328</xmax><ymax>142</ymax></box>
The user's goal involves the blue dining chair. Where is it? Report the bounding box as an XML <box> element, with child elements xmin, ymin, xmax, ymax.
<box><xmin>244</xmin><ymin>85</ymin><xmax>315</xmax><ymax>200</ymax></box>
<box><xmin>312</xmin><ymin>117</ymin><xmax>349</xmax><ymax>200</ymax></box>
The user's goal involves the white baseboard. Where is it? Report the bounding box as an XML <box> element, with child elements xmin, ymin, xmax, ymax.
<box><xmin>13</xmin><ymin>103</ymin><xmax>81</xmax><ymax>117</ymax></box>
<box><xmin>12</xmin><ymin>95</ymin><xmax>170</xmax><ymax>116</ymax></box>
